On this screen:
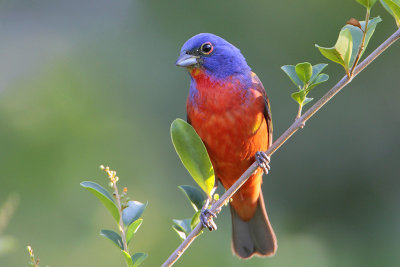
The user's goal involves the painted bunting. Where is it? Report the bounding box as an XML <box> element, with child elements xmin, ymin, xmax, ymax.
<box><xmin>176</xmin><ymin>33</ymin><xmax>277</xmax><ymax>258</ymax></box>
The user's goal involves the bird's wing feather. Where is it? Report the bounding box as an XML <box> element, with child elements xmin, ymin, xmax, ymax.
<box><xmin>251</xmin><ymin>72</ymin><xmax>273</xmax><ymax>147</ymax></box>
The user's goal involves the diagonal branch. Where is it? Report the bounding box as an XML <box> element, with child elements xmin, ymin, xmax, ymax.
<box><xmin>162</xmin><ymin>27</ymin><xmax>400</xmax><ymax>267</ymax></box>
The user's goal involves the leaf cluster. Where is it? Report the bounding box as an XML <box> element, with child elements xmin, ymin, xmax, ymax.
<box><xmin>315</xmin><ymin>17</ymin><xmax>381</xmax><ymax>74</ymax></box>
<box><xmin>282</xmin><ymin>63</ymin><xmax>329</xmax><ymax>112</ymax></box>
<box><xmin>280</xmin><ymin>0</ymin><xmax>400</xmax><ymax>117</ymax></box>
<box><xmin>81</xmin><ymin>180</ymin><xmax>147</xmax><ymax>267</ymax></box>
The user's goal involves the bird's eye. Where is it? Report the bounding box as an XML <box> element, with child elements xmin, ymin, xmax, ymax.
<box><xmin>200</xmin><ymin>42</ymin><xmax>213</xmax><ymax>55</ymax></box>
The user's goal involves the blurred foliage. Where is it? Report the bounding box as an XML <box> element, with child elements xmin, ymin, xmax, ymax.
<box><xmin>0</xmin><ymin>193</ymin><xmax>19</xmax><ymax>257</ymax></box>
<box><xmin>0</xmin><ymin>0</ymin><xmax>399</xmax><ymax>266</ymax></box>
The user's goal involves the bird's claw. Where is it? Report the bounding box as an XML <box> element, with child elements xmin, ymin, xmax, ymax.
<box><xmin>255</xmin><ymin>151</ymin><xmax>271</xmax><ymax>175</ymax></box>
<box><xmin>200</xmin><ymin>208</ymin><xmax>217</xmax><ymax>231</ymax></box>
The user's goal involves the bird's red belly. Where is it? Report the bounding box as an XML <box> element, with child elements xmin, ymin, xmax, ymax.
<box><xmin>187</xmin><ymin>87</ymin><xmax>269</xmax><ymax>220</ymax></box>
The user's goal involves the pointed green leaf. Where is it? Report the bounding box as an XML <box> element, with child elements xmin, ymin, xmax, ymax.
<box><xmin>356</xmin><ymin>0</ymin><xmax>378</xmax><ymax>8</ymax></box>
<box><xmin>281</xmin><ymin>65</ymin><xmax>304</xmax><ymax>88</ymax></box>
<box><xmin>81</xmin><ymin>181</ymin><xmax>120</xmax><ymax>222</ymax></box>
<box><xmin>309</xmin><ymin>64</ymin><xmax>328</xmax><ymax>84</ymax></box>
<box><xmin>100</xmin><ymin>229</ymin><xmax>123</xmax><ymax>249</ymax></box>
<box><xmin>295</xmin><ymin>62</ymin><xmax>313</xmax><ymax>85</ymax></box>
<box><xmin>173</xmin><ymin>218</ymin><xmax>192</xmax><ymax>234</ymax></box>
<box><xmin>122</xmin><ymin>201</ymin><xmax>147</xmax><ymax>227</ymax></box>
<box><xmin>315</xmin><ymin>47</ymin><xmax>345</xmax><ymax>68</ymax></box>
<box><xmin>172</xmin><ymin>218</ymin><xmax>192</xmax><ymax>240</ymax></box>
<box><xmin>178</xmin><ymin>185</ymin><xmax>206</xmax><ymax>211</ymax></box>
<box><xmin>344</xmin><ymin>16</ymin><xmax>382</xmax><ymax>68</ymax></box>
<box><xmin>132</xmin><ymin>252</ymin><xmax>148</xmax><ymax>267</ymax></box>
<box><xmin>303</xmin><ymin>97</ymin><xmax>314</xmax><ymax>106</ymax></box>
<box><xmin>122</xmin><ymin>250</ymin><xmax>133</xmax><ymax>267</ymax></box>
<box><xmin>171</xmin><ymin>119</ymin><xmax>215</xmax><ymax>196</ymax></box>
<box><xmin>291</xmin><ymin>90</ymin><xmax>307</xmax><ymax>105</ymax></box>
<box><xmin>191</xmin><ymin>211</ymin><xmax>201</xmax><ymax>230</ymax></box>
<box><xmin>308</xmin><ymin>74</ymin><xmax>329</xmax><ymax>91</ymax></box>
<box><xmin>380</xmin><ymin>0</ymin><xmax>400</xmax><ymax>27</ymax></box>
<box><xmin>172</xmin><ymin>225</ymin><xmax>187</xmax><ymax>240</ymax></box>
<box><xmin>316</xmin><ymin>28</ymin><xmax>353</xmax><ymax>71</ymax></box>
<box><xmin>126</xmin><ymin>219</ymin><xmax>143</xmax><ymax>245</ymax></box>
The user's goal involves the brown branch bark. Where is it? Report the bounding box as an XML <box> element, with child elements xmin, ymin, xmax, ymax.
<box><xmin>162</xmin><ymin>27</ymin><xmax>400</xmax><ymax>267</ymax></box>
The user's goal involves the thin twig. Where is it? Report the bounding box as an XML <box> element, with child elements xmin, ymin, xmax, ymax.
<box><xmin>112</xmin><ymin>182</ymin><xmax>128</xmax><ymax>251</ymax></box>
<box><xmin>162</xmin><ymin>27</ymin><xmax>400</xmax><ymax>267</ymax></box>
<box><xmin>350</xmin><ymin>9</ymin><xmax>370</xmax><ymax>76</ymax></box>
<box><xmin>296</xmin><ymin>103</ymin><xmax>303</xmax><ymax>118</ymax></box>
<box><xmin>101</xmin><ymin>166</ymin><xmax>129</xmax><ymax>252</ymax></box>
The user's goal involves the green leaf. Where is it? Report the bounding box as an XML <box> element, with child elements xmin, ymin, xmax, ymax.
<box><xmin>295</xmin><ymin>62</ymin><xmax>313</xmax><ymax>85</ymax></box>
<box><xmin>122</xmin><ymin>250</ymin><xmax>133</xmax><ymax>267</ymax></box>
<box><xmin>316</xmin><ymin>28</ymin><xmax>353</xmax><ymax>71</ymax></box>
<box><xmin>356</xmin><ymin>0</ymin><xmax>378</xmax><ymax>8</ymax></box>
<box><xmin>309</xmin><ymin>64</ymin><xmax>328</xmax><ymax>84</ymax></box>
<box><xmin>172</xmin><ymin>218</ymin><xmax>192</xmax><ymax>240</ymax></box>
<box><xmin>171</xmin><ymin>119</ymin><xmax>215</xmax><ymax>196</ymax></box>
<box><xmin>344</xmin><ymin>17</ymin><xmax>382</xmax><ymax>68</ymax></box>
<box><xmin>132</xmin><ymin>252</ymin><xmax>148</xmax><ymax>267</ymax></box>
<box><xmin>172</xmin><ymin>225</ymin><xmax>187</xmax><ymax>240</ymax></box>
<box><xmin>100</xmin><ymin>229</ymin><xmax>123</xmax><ymax>250</ymax></box>
<box><xmin>81</xmin><ymin>181</ymin><xmax>120</xmax><ymax>222</ymax></box>
<box><xmin>122</xmin><ymin>201</ymin><xmax>147</xmax><ymax>227</ymax></box>
<box><xmin>308</xmin><ymin>74</ymin><xmax>329</xmax><ymax>91</ymax></box>
<box><xmin>173</xmin><ymin>218</ymin><xmax>192</xmax><ymax>234</ymax></box>
<box><xmin>178</xmin><ymin>185</ymin><xmax>206</xmax><ymax>211</ymax></box>
<box><xmin>380</xmin><ymin>0</ymin><xmax>400</xmax><ymax>27</ymax></box>
<box><xmin>303</xmin><ymin>97</ymin><xmax>314</xmax><ymax>106</ymax></box>
<box><xmin>291</xmin><ymin>90</ymin><xmax>307</xmax><ymax>105</ymax></box>
<box><xmin>126</xmin><ymin>219</ymin><xmax>143</xmax><ymax>245</ymax></box>
<box><xmin>281</xmin><ymin>65</ymin><xmax>304</xmax><ymax>88</ymax></box>
<box><xmin>191</xmin><ymin>211</ymin><xmax>201</xmax><ymax>230</ymax></box>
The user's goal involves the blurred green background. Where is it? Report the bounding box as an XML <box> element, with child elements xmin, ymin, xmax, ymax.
<box><xmin>0</xmin><ymin>0</ymin><xmax>399</xmax><ymax>266</ymax></box>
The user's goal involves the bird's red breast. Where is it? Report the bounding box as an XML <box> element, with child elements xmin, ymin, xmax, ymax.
<box><xmin>187</xmin><ymin>69</ymin><xmax>270</xmax><ymax>221</ymax></box>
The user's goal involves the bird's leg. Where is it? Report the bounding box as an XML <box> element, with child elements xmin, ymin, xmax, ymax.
<box><xmin>255</xmin><ymin>151</ymin><xmax>271</xmax><ymax>175</ymax></box>
<box><xmin>200</xmin><ymin>183</ymin><xmax>218</xmax><ymax>231</ymax></box>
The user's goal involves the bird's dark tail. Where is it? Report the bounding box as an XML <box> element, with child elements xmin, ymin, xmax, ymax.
<box><xmin>230</xmin><ymin>190</ymin><xmax>277</xmax><ymax>258</ymax></box>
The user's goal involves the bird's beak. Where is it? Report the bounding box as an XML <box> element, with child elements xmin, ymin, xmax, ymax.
<box><xmin>175</xmin><ymin>53</ymin><xmax>199</xmax><ymax>67</ymax></box>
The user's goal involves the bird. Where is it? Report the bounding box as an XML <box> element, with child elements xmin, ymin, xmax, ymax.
<box><xmin>176</xmin><ymin>33</ymin><xmax>277</xmax><ymax>258</ymax></box>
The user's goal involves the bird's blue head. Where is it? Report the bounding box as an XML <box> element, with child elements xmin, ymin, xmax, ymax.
<box><xmin>176</xmin><ymin>33</ymin><xmax>251</xmax><ymax>79</ymax></box>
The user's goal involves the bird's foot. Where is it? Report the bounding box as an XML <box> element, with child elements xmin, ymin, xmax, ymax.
<box><xmin>255</xmin><ymin>151</ymin><xmax>271</xmax><ymax>175</ymax></box>
<box><xmin>200</xmin><ymin>209</ymin><xmax>217</xmax><ymax>231</ymax></box>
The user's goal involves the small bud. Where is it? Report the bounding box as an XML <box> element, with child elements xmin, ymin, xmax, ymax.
<box><xmin>99</xmin><ymin>165</ymin><xmax>105</xmax><ymax>170</ymax></box>
<box><xmin>123</xmin><ymin>187</ymin><xmax>128</xmax><ymax>193</ymax></box>
<box><xmin>347</xmin><ymin>18</ymin><xmax>362</xmax><ymax>29</ymax></box>
<box><xmin>27</xmin><ymin>246</ymin><xmax>33</xmax><ymax>256</ymax></box>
